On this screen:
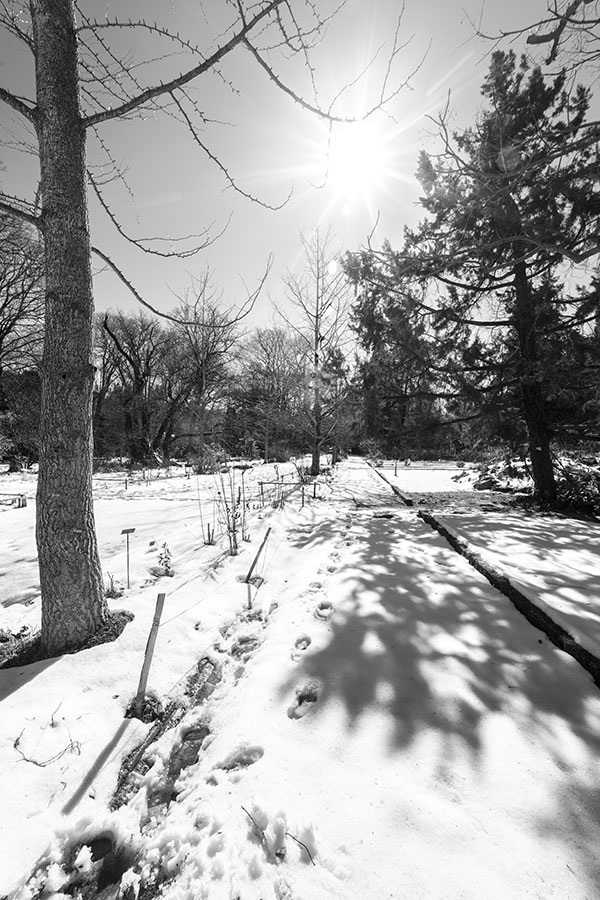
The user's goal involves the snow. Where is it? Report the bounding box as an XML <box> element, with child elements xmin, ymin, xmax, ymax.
<box><xmin>430</xmin><ymin>510</ymin><xmax>600</xmax><ymax>659</ymax></box>
<box><xmin>1</xmin><ymin>458</ymin><xmax>600</xmax><ymax>899</ymax></box>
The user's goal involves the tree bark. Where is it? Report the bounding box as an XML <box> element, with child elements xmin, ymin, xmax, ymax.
<box><xmin>512</xmin><ymin>256</ymin><xmax>557</xmax><ymax>505</ymax></box>
<box><xmin>32</xmin><ymin>0</ymin><xmax>107</xmax><ymax>654</ymax></box>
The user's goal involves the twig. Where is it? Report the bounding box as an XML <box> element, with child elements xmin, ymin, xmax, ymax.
<box><xmin>50</xmin><ymin>699</ymin><xmax>64</xmax><ymax>727</ymax></box>
<box><xmin>241</xmin><ymin>806</ymin><xmax>316</xmax><ymax>866</ymax></box>
<box><xmin>285</xmin><ymin>831</ymin><xmax>316</xmax><ymax>866</ymax></box>
<box><xmin>13</xmin><ymin>729</ymin><xmax>81</xmax><ymax>767</ymax></box>
<box><xmin>241</xmin><ymin>805</ymin><xmax>270</xmax><ymax>855</ymax></box>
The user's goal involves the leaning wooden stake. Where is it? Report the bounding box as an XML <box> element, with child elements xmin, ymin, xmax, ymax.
<box><xmin>244</xmin><ymin>527</ymin><xmax>272</xmax><ymax>584</ymax></box>
<box><xmin>135</xmin><ymin>592</ymin><xmax>166</xmax><ymax>718</ymax></box>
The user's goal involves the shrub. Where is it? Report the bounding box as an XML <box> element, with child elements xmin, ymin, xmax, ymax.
<box><xmin>194</xmin><ymin>444</ymin><xmax>229</xmax><ymax>474</ymax></box>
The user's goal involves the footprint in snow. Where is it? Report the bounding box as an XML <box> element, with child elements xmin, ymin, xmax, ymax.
<box><xmin>230</xmin><ymin>634</ymin><xmax>260</xmax><ymax>661</ymax></box>
<box><xmin>291</xmin><ymin>634</ymin><xmax>312</xmax><ymax>662</ymax></box>
<box><xmin>314</xmin><ymin>599</ymin><xmax>333</xmax><ymax>621</ymax></box>
<box><xmin>206</xmin><ymin>744</ymin><xmax>264</xmax><ymax>784</ymax></box>
<box><xmin>288</xmin><ymin>681</ymin><xmax>320</xmax><ymax>719</ymax></box>
<box><xmin>219</xmin><ymin>743</ymin><xmax>264</xmax><ymax>771</ymax></box>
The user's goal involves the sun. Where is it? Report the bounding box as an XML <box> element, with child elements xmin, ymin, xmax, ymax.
<box><xmin>323</xmin><ymin>119</ymin><xmax>394</xmax><ymax>205</ymax></box>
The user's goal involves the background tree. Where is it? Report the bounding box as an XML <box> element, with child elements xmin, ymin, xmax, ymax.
<box><xmin>226</xmin><ymin>327</ymin><xmax>305</xmax><ymax>461</ymax></box>
<box><xmin>154</xmin><ymin>284</ymin><xmax>240</xmax><ymax>464</ymax></box>
<box><xmin>345</xmin><ymin>251</ymin><xmax>460</xmax><ymax>457</ymax></box>
<box><xmin>282</xmin><ymin>229</ymin><xmax>352</xmax><ymax>474</ymax></box>
<box><xmin>92</xmin><ymin>313</ymin><xmax>121</xmax><ymax>459</ymax></box>
<box><xmin>0</xmin><ymin>213</ymin><xmax>44</xmax><ymax>469</ymax></box>
<box><xmin>103</xmin><ymin>311</ymin><xmax>168</xmax><ymax>465</ymax></box>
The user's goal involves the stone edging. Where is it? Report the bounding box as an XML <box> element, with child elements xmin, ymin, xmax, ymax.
<box><xmin>365</xmin><ymin>459</ymin><xmax>414</xmax><ymax>506</ymax></box>
<box><xmin>418</xmin><ymin>509</ymin><xmax>600</xmax><ymax>690</ymax></box>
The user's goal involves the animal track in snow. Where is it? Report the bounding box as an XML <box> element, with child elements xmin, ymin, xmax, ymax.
<box><xmin>288</xmin><ymin>680</ymin><xmax>320</xmax><ymax>719</ymax></box>
<box><xmin>206</xmin><ymin>743</ymin><xmax>264</xmax><ymax>785</ymax></box>
<box><xmin>218</xmin><ymin>743</ymin><xmax>264</xmax><ymax>771</ymax></box>
<box><xmin>229</xmin><ymin>633</ymin><xmax>261</xmax><ymax>661</ymax></box>
<box><xmin>291</xmin><ymin>634</ymin><xmax>312</xmax><ymax>661</ymax></box>
<box><xmin>314</xmin><ymin>599</ymin><xmax>333</xmax><ymax>621</ymax></box>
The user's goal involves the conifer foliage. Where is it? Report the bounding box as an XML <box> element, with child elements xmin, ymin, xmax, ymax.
<box><xmin>349</xmin><ymin>51</ymin><xmax>600</xmax><ymax>501</ymax></box>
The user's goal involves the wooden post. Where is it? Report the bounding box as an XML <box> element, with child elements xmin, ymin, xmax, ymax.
<box><xmin>121</xmin><ymin>527</ymin><xmax>136</xmax><ymax>589</ymax></box>
<box><xmin>244</xmin><ymin>527</ymin><xmax>272</xmax><ymax>584</ymax></box>
<box><xmin>301</xmin><ymin>485</ymin><xmax>305</xmax><ymax>508</ymax></box>
<box><xmin>135</xmin><ymin>593</ymin><xmax>166</xmax><ymax>718</ymax></box>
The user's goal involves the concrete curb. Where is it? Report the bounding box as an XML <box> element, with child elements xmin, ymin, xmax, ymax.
<box><xmin>365</xmin><ymin>459</ymin><xmax>413</xmax><ymax>506</ymax></box>
<box><xmin>418</xmin><ymin>509</ymin><xmax>600</xmax><ymax>690</ymax></box>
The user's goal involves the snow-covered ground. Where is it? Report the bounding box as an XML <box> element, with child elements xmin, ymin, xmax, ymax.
<box><xmin>2</xmin><ymin>458</ymin><xmax>600</xmax><ymax>899</ymax></box>
<box><xmin>371</xmin><ymin>459</ymin><xmax>480</xmax><ymax>493</ymax></box>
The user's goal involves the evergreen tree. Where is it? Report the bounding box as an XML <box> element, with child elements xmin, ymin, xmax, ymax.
<box><xmin>366</xmin><ymin>51</ymin><xmax>600</xmax><ymax>502</ymax></box>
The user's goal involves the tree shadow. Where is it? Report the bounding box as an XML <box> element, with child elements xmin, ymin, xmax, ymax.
<box><xmin>0</xmin><ymin>610</ymin><xmax>133</xmax><ymax>701</ymax></box>
<box><xmin>435</xmin><ymin>510</ymin><xmax>600</xmax><ymax>653</ymax></box>
<box><xmin>278</xmin><ymin>509</ymin><xmax>600</xmax><ymax>885</ymax></box>
<box><xmin>0</xmin><ymin>650</ymin><xmax>59</xmax><ymax>702</ymax></box>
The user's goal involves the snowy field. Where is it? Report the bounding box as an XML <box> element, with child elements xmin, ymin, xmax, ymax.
<box><xmin>372</xmin><ymin>459</ymin><xmax>480</xmax><ymax>493</ymax></box>
<box><xmin>1</xmin><ymin>458</ymin><xmax>600</xmax><ymax>899</ymax></box>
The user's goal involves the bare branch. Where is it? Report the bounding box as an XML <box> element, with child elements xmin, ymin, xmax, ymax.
<box><xmin>0</xmin><ymin>86</ymin><xmax>36</xmax><ymax>121</ymax></box>
<box><xmin>91</xmin><ymin>244</ymin><xmax>265</xmax><ymax>327</ymax></box>
<box><xmin>82</xmin><ymin>1</ymin><xmax>286</xmax><ymax>128</ymax></box>
<box><xmin>0</xmin><ymin>194</ymin><xmax>41</xmax><ymax>229</ymax></box>
<box><xmin>526</xmin><ymin>0</ymin><xmax>595</xmax><ymax>63</ymax></box>
<box><xmin>169</xmin><ymin>90</ymin><xmax>292</xmax><ymax>210</ymax></box>
<box><xmin>87</xmin><ymin>170</ymin><xmax>228</xmax><ymax>256</ymax></box>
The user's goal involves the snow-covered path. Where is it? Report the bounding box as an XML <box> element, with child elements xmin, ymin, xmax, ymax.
<box><xmin>4</xmin><ymin>457</ymin><xmax>600</xmax><ymax>900</ymax></box>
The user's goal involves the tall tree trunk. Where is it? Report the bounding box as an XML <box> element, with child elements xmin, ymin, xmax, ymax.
<box><xmin>153</xmin><ymin>409</ymin><xmax>177</xmax><ymax>465</ymax></box>
<box><xmin>32</xmin><ymin>0</ymin><xmax>107</xmax><ymax>655</ymax></box>
<box><xmin>513</xmin><ymin>257</ymin><xmax>557</xmax><ymax>505</ymax></box>
<box><xmin>264</xmin><ymin>417</ymin><xmax>269</xmax><ymax>464</ymax></box>
<box><xmin>310</xmin><ymin>298</ymin><xmax>322</xmax><ymax>476</ymax></box>
<box><xmin>310</xmin><ymin>400</ymin><xmax>322</xmax><ymax>476</ymax></box>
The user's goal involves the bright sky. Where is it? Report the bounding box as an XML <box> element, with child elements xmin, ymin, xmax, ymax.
<box><xmin>0</xmin><ymin>0</ymin><xmax>553</xmax><ymax>327</ymax></box>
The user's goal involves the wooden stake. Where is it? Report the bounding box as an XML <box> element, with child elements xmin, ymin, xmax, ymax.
<box><xmin>135</xmin><ymin>593</ymin><xmax>166</xmax><ymax>718</ymax></box>
<box><xmin>244</xmin><ymin>527</ymin><xmax>271</xmax><ymax>584</ymax></box>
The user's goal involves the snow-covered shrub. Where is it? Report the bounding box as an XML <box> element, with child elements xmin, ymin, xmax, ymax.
<box><xmin>358</xmin><ymin>437</ymin><xmax>384</xmax><ymax>459</ymax></box>
<box><xmin>193</xmin><ymin>444</ymin><xmax>228</xmax><ymax>475</ymax></box>
<box><xmin>555</xmin><ymin>459</ymin><xmax>600</xmax><ymax>515</ymax></box>
<box><xmin>105</xmin><ymin>573</ymin><xmax>124</xmax><ymax>598</ymax></box>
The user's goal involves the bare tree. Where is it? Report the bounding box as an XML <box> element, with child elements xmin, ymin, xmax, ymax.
<box><xmin>0</xmin><ymin>0</ymin><xmax>410</xmax><ymax>655</ymax></box>
<box><xmin>154</xmin><ymin>280</ymin><xmax>240</xmax><ymax>463</ymax></box>
<box><xmin>0</xmin><ymin>213</ymin><xmax>44</xmax><ymax>377</ymax></box>
<box><xmin>92</xmin><ymin>313</ymin><xmax>121</xmax><ymax>459</ymax></box>
<box><xmin>281</xmin><ymin>229</ymin><xmax>352</xmax><ymax>474</ymax></box>
<box><xmin>103</xmin><ymin>311</ymin><xmax>168</xmax><ymax>465</ymax></box>
<box><xmin>235</xmin><ymin>326</ymin><xmax>305</xmax><ymax>461</ymax></box>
